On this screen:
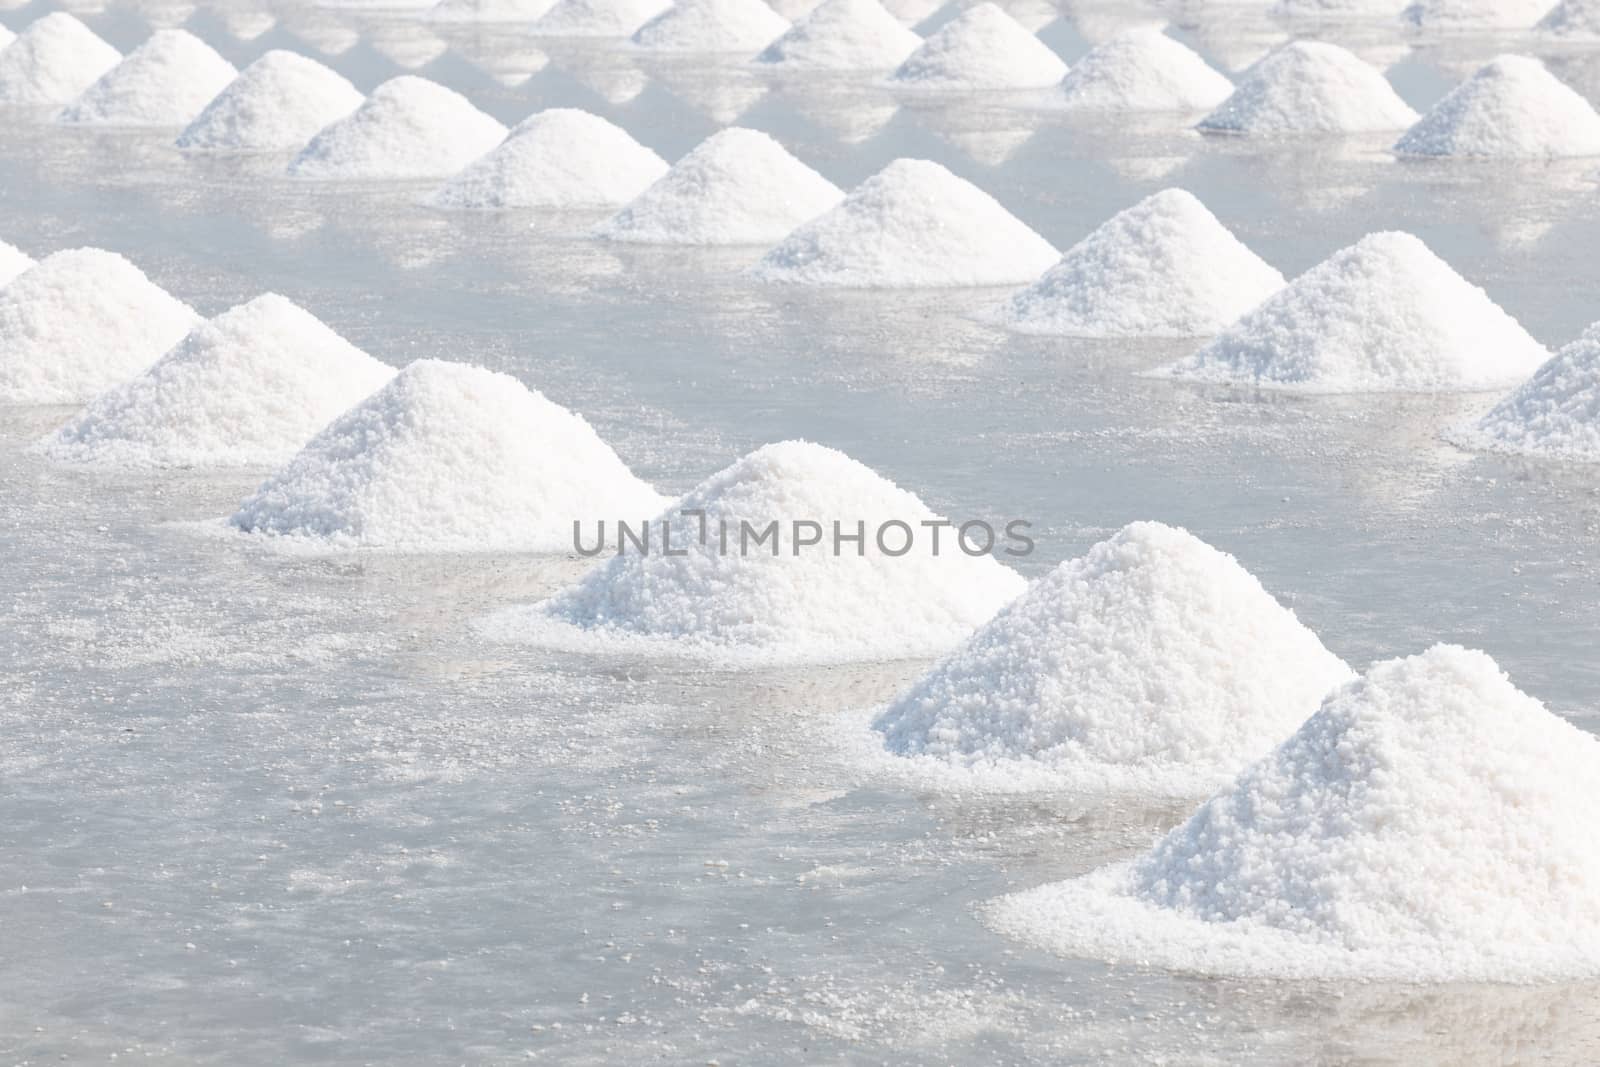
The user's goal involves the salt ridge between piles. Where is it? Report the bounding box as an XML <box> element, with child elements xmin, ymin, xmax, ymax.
<box><xmin>1394</xmin><ymin>56</ymin><xmax>1600</xmax><ymax>159</ymax></box>
<box><xmin>1054</xmin><ymin>29</ymin><xmax>1233</xmax><ymax>112</ymax></box>
<box><xmin>1540</xmin><ymin>0</ymin><xmax>1600</xmax><ymax>36</ymax></box>
<box><xmin>57</xmin><ymin>29</ymin><xmax>236</xmax><ymax>127</ymax></box>
<box><xmin>231</xmin><ymin>359</ymin><xmax>665</xmax><ymax>551</ymax></box>
<box><xmin>1404</xmin><ymin>0</ymin><xmax>1553</xmax><ymax>28</ymax></box>
<box><xmin>751</xmin><ymin>158</ymin><xmax>1058</xmax><ymax>287</ymax></box>
<box><xmin>1455</xmin><ymin>325</ymin><xmax>1600</xmax><ymax>461</ymax></box>
<box><xmin>988</xmin><ymin>645</ymin><xmax>1600</xmax><ymax>982</ymax></box>
<box><xmin>288</xmin><ymin>76</ymin><xmax>508</xmax><ymax>180</ymax></box>
<box><xmin>753</xmin><ymin>0</ymin><xmax>922</xmax><ymax>70</ymax></box>
<box><xmin>870</xmin><ymin>522</ymin><xmax>1353</xmax><ymax>794</ymax></box>
<box><xmin>887</xmin><ymin>3</ymin><xmax>1066</xmax><ymax>91</ymax></box>
<box><xmin>431</xmin><ymin>108</ymin><xmax>667</xmax><ymax>209</ymax></box>
<box><xmin>40</xmin><ymin>294</ymin><xmax>395</xmax><ymax>468</ymax></box>
<box><xmin>1155</xmin><ymin>231</ymin><xmax>1549</xmax><ymax>392</ymax></box>
<box><xmin>989</xmin><ymin>189</ymin><xmax>1283</xmax><ymax>337</ymax></box>
<box><xmin>533</xmin><ymin>0</ymin><xmax>672</xmax><ymax>36</ymax></box>
<box><xmin>0</xmin><ymin>239</ymin><xmax>34</xmax><ymax>286</ymax></box>
<box><xmin>0</xmin><ymin>14</ymin><xmax>120</xmax><ymax>107</ymax></box>
<box><xmin>630</xmin><ymin>0</ymin><xmax>790</xmax><ymax>52</ymax></box>
<box><xmin>1198</xmin><ymin>40</ymin><xmax>1417</xmax><ymax>135</ymax></box>
<box><xmin>0</xmin><ymin>248</ymin><xmax>199</xmax><ymax>405</ymax></box>
<box><xmin>476</xmin><ymin>440</ymin><xmax>1028</xmax><ymax>666</ymax></box>
<box><xmin>595</xmin><ymin>127</ymin><xmax>842</xmax><ymax>244</ymax></box>
<box><xmin>177</xmin><ymin>50</ymin><xmax>364</xmax><ymax>152</ymax></box>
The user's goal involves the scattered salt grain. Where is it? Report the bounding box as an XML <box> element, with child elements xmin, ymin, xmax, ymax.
<box><xmin>230</xmin><ymin>359</ymin><xmax>665</xmax><ymax>551</ymax></box>
<box><xmin>887</xmin><ymin>2</ymin><xmax>1066</xmax><ymax>91</ymax></box>
<box><xmin>753</xmin><ymin>0</ymin><xmax>922</xmax><ymax>70</ymax></box>
<box><xmin>630</xmin><ymin>0</ymin><xmax>791</xmax><ymax>52</ymax></box>
<box><xmin>988</xmin><ymin>188</ymin><xmax>1284</xmax><ymax>337</ymax></box>
<box><xmin>476</xmin><ymin>439</ymin><xmax>1027</xmax><ymax>665</ymax></box>
<box><xmin>1454</xmin><ymin>325</ymin><xmax>1600</xmax><ymax>462</ymax></box>
<box><xmin>1154</xmin><ymin>231</ymin><xmax>1549</xmax><ymax>392</ymax></box>
<box><xmin>0</xmin><ymin>248</ymin><xmax>199</xmax><ymax>405</ymax></box>
<box><xmin>177</xmin><ymin>50</ymin><xmax>364</xmax><ymax>152</ymax></box>
<box><xmin>0</xmin><ymin>13</ymin><xmax>121</xmax><ymax>107</ymax></box>
<box><xmin>533</xmin><ymin>0</ymin><xmax>673</xmax><ymax>36</ymax></box>
<box><xmin>287</xmin><ymin>76</ymin><xmax>508</xmax><ymax>180</ymax></box>
<box><xmin>1394</xmin><ymin>55</ymin><xmax>1600</xmax><ymax>159</ymax></box>
<box><xmin>40</xmin><ymin>293</ymin><xmax>395</xmax><ymax>468</ymax></box>
<box><xmin>595</xmin><ymin>127</ymin><xmax>842</xmax><ymax>244</ymax></box>
<box><xmin>0</xmin><ymin>238</ymin><xmax>34</xmax><ymax>286</ymax></box>
<box><xmin>430</xmin><ymin>108</ymin><xmax>668</xmax><ymax>209</ymax></box>
<box><xmin>1197</xmin><ymin>40</ymin><xmax>1417</xmax><ymax>135</ymax></box>
<box><xmin>57</xmin><ymin>29</ymin><xmax>236</xmax><ymax>127</ymax></box>
<box><xmin>1053</xmin><ymin>28</ymin><xmax>1233</xmax><ymax>112</ymax></box>
<box><xmin>751</xmin><ymin>157</ymin><xmax>1058</xmax><ymax>287</ymax></box>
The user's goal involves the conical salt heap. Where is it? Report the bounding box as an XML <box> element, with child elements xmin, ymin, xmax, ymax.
<box><xmin>1540</xmin><ymin>0</ymin><xmax>1600</xmax><ymax>36</ymax></box>
<box><xmin>1155</xmin><ymin>231</ymin><xmax>1549</xmax><ymax>392</ymax></box>
<box><xmin>754</xmin><ymin>0</ymin><xmax>922</xmax><ymax>70</ymax></box>
<box><xmin>1394</xmin><ymin>55</ymin><xmax>1600</xmax><ymax>159</ymax></box>
<box><xmin>1054</xmin><ymin>28</ymin><xmax>1233</xmax><ymax>112</ymax></box>
<box><xmin>476</xmin><ymin>440</ymin><xmax>1027</xmax><ymax>665</ymax></box>
<box><xmin>873</xmin><ymin>522</ymin><xmax>1353</xmax><ymax>792</ymax></box>
<box><xmin>990</xmin><ymin>189</ymin><xmax>1283</xmax><ymax>337</ymax></box>
<box><xmin>0</xmin><ymin>238</ymin><xmax>34</xmax><ymax>286</ymax></box>
<box><xmin>1198</xmin><ymin>40</ymin><xmax>1417</xmax><ymax>135</ymax></box>
<box><xmin>0</xmin><ymin>14</ymin><xmax>121</xmax><ymax>107</ymax></box>
<box><xmin>40</xmin><ymin>294</ymin><xmax>395</xmax><ymax>468</ymax></box>
<box><xmin>595</xmin><ymin>127</ymin><xmax>842</xmax><ymax>244</ymax></box>
<box><xmin>0</xmin><ymin>249</ymin><xmax>200</xmax><ymax>405</ymax></box>
<box><xmin>887</xmin><ymin>2</ymin><xmax>1066</xmax><ymax>90</ymax></box>
<box><xmin>989</xmin><ymin>645</ymin><xmax>1600</xmax><ymax>981</ymax></box>
<box><xmin>1457</xmin><ymin>324</ymin><xmax>1600</xmax><ymax>462</ymax></box>
<box><xmin>1404</xmin><ymin>0</ymin><xmax>1553</xmax><ymax>29</ymax></box>
<box><xmin>431</xmin><ymin>108</ymin><xmax>668</xmax><ymax>209</ymax></box>
<box><xmin>533</xmin><ymin>0</ymin><xmax>673</xmax><ymax>36</ymax></box>
<box><xmin>231</xmin><ymin>359</ymin><xmax>665</xmax><ymax>551</ymax></box>
<box><xmin>177</xmin><ymin>50</ymin><xmax>365</xmax><ymax>152</ymax></box>
<box><xmin>57</xmin><ymin>29</ymin><xmax>236</xmax><ymax>127</ymax></box>
<box><xmin>630</xmin><ymin>0</ymin><xmax>791</xmax><ymax>51</ymax></box>
<box><xmin>751</xmin><ymin>158</ymin><xmax>1058</xmax><ymax>287</ymax></box>
<box><xmin>288</xmin><ymin>76</ymin><xmax>508</xmax><ymax>180</ymax></box>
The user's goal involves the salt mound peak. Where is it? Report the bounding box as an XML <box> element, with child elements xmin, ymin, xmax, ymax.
<box><xmin>479</xmin><ymin>440</ymin><xmax>1027</xmax><ymax>665</ymax></box>
<box><xmin>1198</xmin><ymin>40</ymin><xmax>1417</xmax><ymax>135</ymax></box>
<box><xmin>1404</xmin><ymin>0</ymin><xmax>1552</xmax><ymax>28</ymax></box>
<box><xmin>1054</xmin><ymin>28</ymin><xmax>1233</xmax><ymax>112</ymax></box>
<box><xmin>631</xmin><ymin>0</ymin><xmax>791</xmax><ymax>52</ymax></box>
<box><xmin>430</xmin><ymin>108</ymin><xmax>668</xmax><ymax>209</ymax></box>
<box><xmin>595</xmin><ymin>127</ymin><xmax>842</xmax><ymax>244</ymax></box>
<box><xmin>989</xmin><ymin>645</ymin><xmax>1600</xmax><ymax>981</ymax></box>
<box><xmin>177</xmin><ymin>50</ymin><xmax>365</xmax><ymax>152</ymax></box>
<box><xmin>428</xmin><ymin>0</ymin><xmax>560</xmax><ymax>20</ymax></box>
<box><xmin>990</xmin><ymin>189</ymin><xmax>1284</xmax><ymax>337</ymax></box>
<box><xmin>0</xmin><ymin>248</ymin><xmax>199</xmax><ymax>406</ymax></box>
<box><xmin>1540</xmin><ymin>0</ymin><xmax>1600</xmax><ymax>36</ymax></box>
<box><xmin>40</xmin><ymin>294</ymin><xmax>395</xmax><ymax>468</ymax></box>
<box><xmin>533</xmin><ymin>0</ymin><xmax>672</xmax><ymax>36</ymax></box>
<box><xmin>0</xmin><ymin>14</ymin><xmax>121</xmax><ymax>107</ymax></box>
<box><xmin>1394</xmin><ymin>55</ymin><xmax>1600</xmax><ymax>159</ymax></box>
<box><xmin>231</xmin><ymin>359</ymin><xmax>665</xmax><ymax>551</ymax></box>
<box><xmin>57</xmin><ymin>29</ymin><xmax>236</xmax><ymax>127</ymax></box>
<box><xmin>1156</xmin><ymin>231</ymin><xmax>1549</xmax><ymax>392</ymax></box>
<box><xmin>0</xmin><ymin>25</ymin><xmax>13</xmax><ymax>49</ymax></box>
<box><xmin>887</xmin><ymin>2</ymin><xmax>1066</xmax><ymax>91</ymax></box>
<box><xmin>754</xmin><ymin>0</ymin><xmax>922</xmax><ymax>70</ymax></box>
<box><xmin>874</xmin><ymin>522</ymin><xmax>1353</xmax><ymax>791</ymax></box>
<box><xmin>0</xmin><ymin>238</ymin><xmax>34</xmax><ymax>286</ymax></box>
<box><xmin>287</xmin><ymin>76</ymin><xmax>508</xmax><ymax>180</ymax></box>
<box><xmin>1458</xmin><ymin>327</ymin><xmax>1600</xmax><ymax>461</ymax></box>
<box><xmin>751</xmin><ymin>158</ymin><xmax>1058</xmax><ymax>287</ymax></box>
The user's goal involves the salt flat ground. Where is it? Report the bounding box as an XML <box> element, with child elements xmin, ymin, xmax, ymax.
<box><xmin>3</xmin><ymin>2</ymin><xmax>1600</xmax><ymax>1062</ymax></box>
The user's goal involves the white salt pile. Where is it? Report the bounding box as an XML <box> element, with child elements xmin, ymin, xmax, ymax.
<box><xmin>0</xmin><ymin>13</ymin><xmax>120</xmax><ymax>107</ymax></box>
<box><xmin>56</xmin><ymin>29</ymin><xmax>236</xmax><ymax>127</ymax></box>
<box><xmin>1455</xmin><ymin>325</ymin><xmax>1600</xmax><ymax>462</ymax></box>
<box><xmin>1404</xmin><ymin>0</ymin><xmax>1553</xmax><ymax>28</ymax></box>
<box><xmin>1540</xmin><ymin>0</ymin><xmax>1600</xmax><ymax>35</ymax></box>
<box><xmin>476</xmin><ymin>440</ymin><xmax>1027</xmax><ymax>665</ymax></box>
<box><xmin>287</xmin><ymin>76</ymin><xmax>508</xmax><ymax>180</ymax></box>
<box><xmin>1053</xmin><ymin>28</ymin><xmax>1233</xmax><ymax>112</ymax></box>
<box><xmin>0</xmin><ymin>238</ymin><xmax>34</xmax><ymax>286</ymax></box>
<box><xmin>871</xmin><ymin>522</ymin><xmax>1352</xmax><ymax>793</ymax></box>
<box><xmin>430</xmin><ymin>108</ymin><xmax>667</xmax><ymax>209</ymax></box>
<box><xmin>533</xmin><ymin>0</ymin><xmax>673</xmax><ymax>36</ymax></box>
<box><xmin>595</xmin><ymin>127</ymin><xmax>842</xmax><ymax>244</ymax></box>
<box><xmin>988</xmin><ymin>645</ymin><xmax>1600</xmax><ymax>982</ymax></box>
<box><xmin>1155</xmin><ymin>231</ymin><xmax>1549</xmax><ymax>392</ymax></box>
<box><xmin>176</xmin><ymin>51</ymin><xmax>364</xmax><ymax>152</ymax></box>
<box><xmin>231</xmin><ymin>359</ymin><xmax>665</xmax><ymax>551</ymax></box>
<box><xmin>989</xmin><ymin>189</ymin><xmax>1283</xmax><ymax>337</ymax></box>
<box><xmin>0</xmin><ymin>248</ymin><xmax>199</xmax><ymax>406</ymax></box>
<box><xmin>751</xmin><ymin>158</ymin><xmax>1057</xmax><ymax>287</ymax></box>
<box><xmin>887</xmin><ymin>2</ymin><xmax>1066</xmax><ymax>91</ymax></box>
<box><xmin>1394</xmin><ymin>56</ymin><xmax>1600</xmax><ymax>159</ymax></box>
<box><xmin>753</xmin><ymin>0</ymin><xmax>922</xmax><ymax>70</ymax></box>
<box><xmin>631</xmin><ymin>0</ymin><xmax>791</xmax><ymax>51</ymax></box>
<box><xmin>1197</xmin><ymin>40</ymin><xmax>1418</xmax><ymax>135</ymax></box>
<box><xmin>428</xmin><ymin>0</ymin><xmax>560</xmax><ymax>20</ymax></box>
<box><xmin>40</xmin><ymin>294</ymin><xmax>395</xmax><ymax>468</ymax></box>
